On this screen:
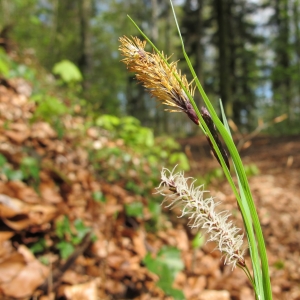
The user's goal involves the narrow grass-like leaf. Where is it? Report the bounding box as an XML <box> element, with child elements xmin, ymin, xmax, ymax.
<box><xmin>127</xmin><ymin>4</ymin><xmax>272</xmax><ymax>299</ymax></box>
<box><xmin>169</xmin><ymin>1</ymin><xmax>272</xmax><ymax>299</ymax></box>
<box><xmin>220</xmin><ymin>100</ymin><xmax>263</xmax><ymax>298</ymax></box>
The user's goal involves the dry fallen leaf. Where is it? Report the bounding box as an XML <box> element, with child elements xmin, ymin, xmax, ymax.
<box><xmin>61</xmin><ymin>270</ymin><xmax>89</xmax><ymax>285</ymax></box>
<box><xmin>61</xmin><ymin>279</ymin><xmax>99</xmax><ymax>300</ymax></box>
<box><xmin>0</xmin><ymin>232</ymin><xmax>14</xmax><ymax>244</ymax></box>
<box><xmin>5</xmin><ymin>123</ymin><xmax>31</xmax><ymax>144</ymax></box>
<box><xmin>0</xmin><ymin>246</ymin><xmax>49</xmax><ymax>298</ymax></box>
<box><xmin>39</xmin><ymin>181</ymin><xmax>63</xmax><ymax>204</ymax></box>
<box><xmin>0</xmin><ymin>193</ymin><xmax>57</xmax><ymax>230</ymax></box>
<box><xmin>31</xmin><ymin>122</ymin><xmax>57</xmax><ymax>139</ymax></box>
<box><xmin>0</xmin><ymin>193</ymin><xmax>27</xmax><ymax>218</ymax></box>
<box><xmin>132</xmin><ymin>230</ymin><xmax>147</xmax><ymax>258</ymax></box>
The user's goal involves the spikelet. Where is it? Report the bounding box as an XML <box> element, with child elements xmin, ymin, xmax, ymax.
<box><xmin>156</xmin><ymin>167</ymin><xmax>246</xmax><ymax>269</ymax></box>
<box><xmin>119</xmin><ymin>36</ymin><xmax>199</xmax><ymax>125</ymax></box>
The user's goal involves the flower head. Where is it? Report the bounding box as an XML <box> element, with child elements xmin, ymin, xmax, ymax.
<box><xmin>156</xmin><ymin>167</ymin><xmax>246</xmax><ymax>269</ymax></box>
<box><xmin>119</xmin><ymin>36</ymin><xmax>199</xmax><ymax>125</ymax></box>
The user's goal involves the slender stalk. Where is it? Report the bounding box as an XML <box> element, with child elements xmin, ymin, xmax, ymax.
<box><xmin>168</xmin><ymin>2</ymin><xmax>272</xmax><ymax>299</ymax></box>
<box><xmin>123</xmin><ymin>5</ymin><xmax>272</xmax><ymax>298</ymax></box>
<box><xmin>127</xmin><ymin>16</ymin><xmax>264</xmax><ymax>299</ymax></box>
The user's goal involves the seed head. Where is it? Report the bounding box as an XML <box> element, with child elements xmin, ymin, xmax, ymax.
<box><xmin>156</xmin><ymin>167</ymin><xmax>246</xmax><ymax>269</ymax></box>
<box><xmin>119</xmin><ymin>36</ymin><xmax>199</xmax><ymax>125</ymax></box>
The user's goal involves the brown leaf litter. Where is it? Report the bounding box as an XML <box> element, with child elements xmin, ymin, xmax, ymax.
<box><xmin>0</xmin><ymin>75</ymin><xmax>299</xmax><ymax>299</ymax></box>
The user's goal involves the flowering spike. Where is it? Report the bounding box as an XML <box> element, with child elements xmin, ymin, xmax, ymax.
<box><xmin>119</xmin><ymin>36</ymin><xmax>199</xmax><ymax>125</ymax></box>
<box><xmin>156</xmin><ymin>167</ymin><xmax>246</xmax><ymax>269</ymax></box>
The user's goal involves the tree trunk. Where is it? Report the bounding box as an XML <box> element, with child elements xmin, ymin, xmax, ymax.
<box><xmin>78</xmin><ymin>0</ymin><xmax>92</xmax><ymax>92</ymax></box>
<box><xmin>215</xmin><ymin>0</ymin><xmax>233</xmax><ymax>118</ymax></box>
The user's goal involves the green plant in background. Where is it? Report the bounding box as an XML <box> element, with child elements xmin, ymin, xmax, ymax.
<box><xmin>52</xmin><ymin>60</ymin><xmax>83</xmax><ymax>84</ymax></box>
<box><xmin>191</xmin><ymin>232</ymin><xmax>205</xmax><ymax>249</ymax></box>
<box><xmin>144</xmin><ymin>246</ymin><xmax>184</xmax><ymax>300</ymax></box>
<box><xmin>146</xmin><ymin>198</ymin><xmax>161</xmax><ymax>232</ymax></box>
<box><xmin>0</xmin><ymin>154</ymin><xmax>22</xmax><ymax>181</ymax></box>
<box><xmin>31</xmin><ymin>94</ymin><xmax>68</xmax><ymax>138</ymax></box>
<box><xmin>55</xmin><ymin>216</ymin><xmax>92</xmax><ymax>259</ymax></box>
<box><xmin>0</xmin><ymin>48</ymin><xmax>9</xmax><ymax>76</ymax></box>
<box><xmin>125</xmin><ymin>202</ymin><xmax>144</xmax><ymax>218</ymax></box>
<box><xmin>52</xmin><ymin>59</ymin><xmax>83</xmax><ymax>97</ymax></box>
<box><xmin>20</xmin><ymin>156</ymin><xmax>40</xmax><ymax>181</ymax></box>
<box><xmin>30</xmin><ymin>238</ymin><xmax>47</xmax><ymax>254</ymax></box>
<box><xmin>0</xmin><ymin>154</ymin><xmax>40</xmax><ymax>184</ymax></box>
<box><xmin>31</xmin><ymin>95</ymin><xmax>69</xmax><ymax>121</ymax></box>
<box><xmin>0</xmin><ymin>48</ymin><xmax>36</xmax><ymax>80</ymax></box>
<box><xmin>91</xmin><ymin>113</ymin><xmax>190</xmax><ymax>195</ymax></box>
<box><xmin>92</xmin><ymin>191</ymin><xmax>106</xmax><ymax>203</ymax></box>
<box><xmin>119</xmin><ymin>2</ymin><xmax>272</xmax><ymax>299</ymax></box>
<box><xmin>195</xmin><ymin>163</ymin><xmax>259</xmax><ymax>186</ymax></box>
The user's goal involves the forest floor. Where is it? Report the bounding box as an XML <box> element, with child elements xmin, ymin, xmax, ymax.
<box><xmin>0</xmin><ymin>76</ymin><xmax>299</xmax><ymax>300</ymax></box>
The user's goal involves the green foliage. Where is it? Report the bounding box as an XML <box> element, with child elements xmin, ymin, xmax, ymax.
<box><xmin>96</xmin><ymin>114</ymin><xmax>188</xmax><ymax>158</ymax></box>
<box><xmin>96</xmin><ymin>115</ymin><xmax>154</xmax><ymax>148</ymax></box>
<box><xmin>72</xmin><ymin>219</ymin><xmax>91</xmax><ymax>244</ymax></box>
<box><xmin>121</xmin><ymin>117</ymin><xmax>154</xmax><ymax>148</ymax></box>
<box><xmin>95</xmin><ymin>115</ymin><xmax>120</xmax><ymax>131</ymax></box>
<box><xmin>56</xmin><ymin>241</ymin><xmax>75</xmax><ymax>260</ymax></box>
<box><xmin>191</xmin><ymin>232</ymin><xmax>205</xmax><ymax>249</ymax></box>
<box><xmin>195</xmin><ymin>163</ymin><xmax>259</xmax><ymax>186</ymax></box>
<box><xmin>52</xmin><ymin>60</ymin><xmax>83</xmax><ymax>83</ymax></box>
<box><xmin>31</xmin><ymin>94</ymin><xmax>68</xmax><ymax>138</ymax></box>
<box><xmin>39</xmin><ymin>255</ymin><xmax>50</xmax><ymax>265</ymax></box>
<box><xmin>0</xmin><ymin>49</ymin><xmax>36</xmax><ymax>81</ymax></box>
<box><xmin>195</xmin><ymin>168</ymin><xmax>224</xmax><ymax>186</ymax></box>
<box><xmin>55</xmin><ymin>216</ymin><xmax>92</xmax><ymax>259</ymax></box>
<box><xmin>10</xmin><ymin>63</ymin><xmax>37</xmax><ymax>81</ymax></box>
<box><xmin>125</xmin><ymin>202</ymin><xmax>144</xmax><ymax>218</ymax></box>
<box><xmin>92</xmin><ymin>191</ymin><xmax>106</xmax><ymax>203</ymax></box>
<box><xmin>0</xmin><ymin>49</ymin><xmax>9</xmax><ymax>76</ymax></box>
<box><xmin>20</xmin><ymin>157</ymin><xmax>40</xmax><ymax>181</ymax></box>
<box><xmin>30</xmin><ymin>238</ymin><xmax>46</xmax><ymax>254</ymax></box>
<box><xmin>0</xmin><ymin>154</ymin><xmax>40</xmax><ymax>182</ymax></box>
<box><xmin>244</xmin><ymin>164</ymin><xmax>259</xmax><ymax>177</ymax></box>
<box><xmin>273</xmin><ymin>260</ymin><xmax>285</xmax><ymax>270</ymax></box>
<box><xmin>55</xmin><ymin>216</ymin><xmax>72</xmax><ymax>240</ymax></box>
<box><xmin>92</xmin><ymin>114</ymin><xmax>190</xmax><ymax>194</ymax></box>
<box><xmin>125</xmin><ymin>180</ymin><xmax>143</xmax><ymax>194</ymax></box>
<box><xmin>32</xmin><ymin>95</ymin><xmax>69</xmax><ymax>122</ymax></box>
<box><xmin>144</xmin><ymin>199</ymin><xmax>162</xmax><ymax>232</ymax></box>
<box><xmin>148</xmin><ymin>200</ymin><xmax>161</xmax><ymax>218</ymax></box>
<box><xmin>144</xmin><ymin>246</ymin><xmax>184</xmax><ymax>300</ymax></box>
<box><xmin>1</xmin><ymin>0</ymin><xmax>300</xmax><ymax>134</ymax></box>
<box><xmin>0</xmin><ymin>154</ymin><xmax>7</xmax><ymax>167</ymax></box>
<box><xmin>169</xmin><ymin>152</ymin><xmax>190</xmax><ymax>171</ymax></box>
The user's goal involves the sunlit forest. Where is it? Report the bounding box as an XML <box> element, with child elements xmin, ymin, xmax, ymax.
<box><xmin>0</xmin><ymin>0</ymin><xmax>299</xmax><ymax>299</ymax></box>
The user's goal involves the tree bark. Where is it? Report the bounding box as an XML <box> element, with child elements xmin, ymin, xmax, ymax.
<box><xmin>78</xmin><ymin>0</ymin><xmax>92</xmax><ymax>92</ymax></box>
<box><xmin>215</xmin><ymin>0</ymin><xmax>233</xmax><ymax>118</ymax></box>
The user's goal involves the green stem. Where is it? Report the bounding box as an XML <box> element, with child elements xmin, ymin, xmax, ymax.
<box><xmin>127</xmin><ymin>8</ymin><xmax>272</xmax><ymax>299</ymax></box>
<box><xmin>167</xmin><ymin>2</ymin><xmax>272</xmax><ymax>298</ymax></box>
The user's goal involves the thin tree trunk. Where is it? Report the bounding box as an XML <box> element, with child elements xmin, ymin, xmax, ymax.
<box><xmin>151</xmin><ymin>0</ymin><xmax>162</xmax><ymax>133</ymax></box>
<box><xmin>163</xmin><ymin>0</ymin><xmax>172</xmax><ymax>133</ymax></box>
<box><xmin>195</xmin><ymin>0</ymin><xmax>203</xmax><ymax>87</ymax></box>
<box><xmin>293</xmin><ymin>0</ymin><xmax>300</xmax><ymax>111</ymax></box>
<box><xmin>215</xmin><ymin>0</ymin><xmax>233</xmax><ymax>118</ymax></box>
<box><xmin>78</xmin><ymin>0</ymin><xmax>92</xmax><ymax>92</ymax></box>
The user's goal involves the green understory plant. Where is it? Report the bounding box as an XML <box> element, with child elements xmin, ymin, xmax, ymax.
<box><xmin>119</xmin><ymin>1</ymin><xmax>272</xmax><ymax>299</ymax></box>
<box><xmin>55</xmin><ymin>216</ymin><xmax>92</xmax><ymax>259</ymax></box>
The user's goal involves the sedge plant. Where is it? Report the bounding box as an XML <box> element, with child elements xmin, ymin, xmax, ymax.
<box><xmin>119</xmin><ymin>2</ymin><xmax>272</xmax><ymax>299</ymax></box>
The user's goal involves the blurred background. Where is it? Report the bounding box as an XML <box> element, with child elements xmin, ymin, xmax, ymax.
<box><xmin>0</xmin><ymin>1</ymin><xmax>300</xmax><ymax>300</ymax></box>
<box><xmin>1</xmin><ymin>0</ymin><xmax>299</xmax><ymax>136</ymax></box>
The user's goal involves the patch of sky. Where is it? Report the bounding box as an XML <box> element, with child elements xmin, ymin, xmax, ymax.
<box><xmin>35</xmin><ymin>0</ymin><xmax>53</xmax><ymax>24</ymax></box>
